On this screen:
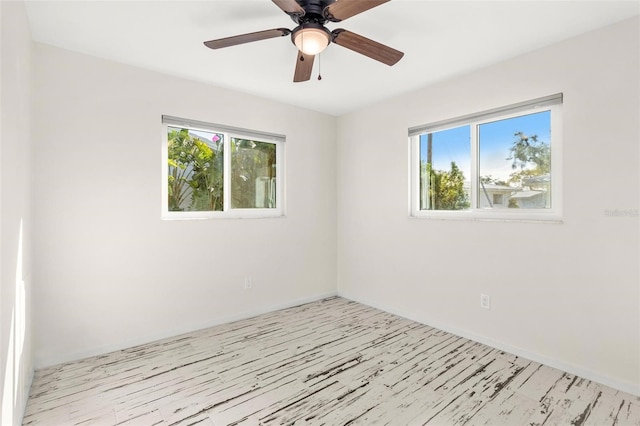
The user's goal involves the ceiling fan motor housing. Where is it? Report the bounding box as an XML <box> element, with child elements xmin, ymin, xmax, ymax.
<box><xmin>290</xmin><ymin>0</ymin><xmax>336</xmax><ymax>23</ymax></box>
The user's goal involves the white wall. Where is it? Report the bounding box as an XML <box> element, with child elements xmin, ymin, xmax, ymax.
<box><xmin>32</xmin><ymin>44</ymin><xmax>337</xmax><ymax>367</ymax></box>
<box><xmin>337</xmin><ymin>17</ymin><xmax>639</xmax><ymax>395</ymax></box>
<box><xmin>1</xmin><ymin>1</ymin><xmax>34</xmax><ymax>424</ymax></box>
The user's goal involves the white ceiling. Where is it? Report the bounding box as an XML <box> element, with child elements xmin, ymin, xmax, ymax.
<box><xmin>24</xmin><ymin>0</ymin><xmax>640</xmax><ymax>116</ymax></box>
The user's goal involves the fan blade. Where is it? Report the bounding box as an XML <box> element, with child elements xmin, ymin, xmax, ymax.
<box><xmin>204</xmin><ymin>28</ymin><xmax>291</xmax><ymax>49</ymax></box>
<box><xmin>332</xmin><ymin>29</ymin><xmax>403</xmax><ymax>66</ymax></box>
<box><xmin>293</xmin><ymin>51</ymin><xmax>315</xmax><ymax>82</ymax></box>
<box><xmin>324</xmin><ymin>0</ymin><xmax>389</xmax><ymax>22</ymax></box>
<box><xmin>272</xmin><ymin>0</ymin><xmax>305</xmax><ymax>16</ymax></box>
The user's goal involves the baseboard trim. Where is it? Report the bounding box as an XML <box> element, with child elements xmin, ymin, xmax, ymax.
<box><xmin>34</xmin><ymin>291</ymin><xmax>338</xmax><ymax>369</ymax></box>
<box><xmin>338</xmin><ymin>291</ymin><xmax>640</xmax><ymax>397</ymax></box>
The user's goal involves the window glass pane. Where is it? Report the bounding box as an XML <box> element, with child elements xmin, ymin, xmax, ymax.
<box><xmin>231</xmin><ymin>138</ymin><xmax>277</xmax><ymax>209</ymax></box>
<box><xmin>167</xmin><ymin>126</ymin><xmax>224</xmax><ymax>212</ymax></box>
<box><xmin>419</xmin><ymin>125</ymin><xmax>471</xmax><ymax>211</ymax></box>
<box><xmin>478</xmin><ymin>111</ymin><xmax>551</xmax><ymax>209</ymax></box>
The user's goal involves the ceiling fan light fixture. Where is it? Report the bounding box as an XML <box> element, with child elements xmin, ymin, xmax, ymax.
<box><xmin>293</xmin><ymin>26</ymin><xmax>331</xmax><ymax>56</ymax></box>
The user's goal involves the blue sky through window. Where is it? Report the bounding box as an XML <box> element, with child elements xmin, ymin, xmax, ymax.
<box><xmin>420</xmin><ymin>125</ymin><xmax>471</xmax><ymax>182</ymax></box>
<box><xmin>420</xmin><ymin>110</ymin><xmax>551</xmax><ymax>183</ymax></box>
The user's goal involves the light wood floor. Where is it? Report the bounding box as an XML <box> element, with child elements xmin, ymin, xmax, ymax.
<box><xmin>23</xmin><ymin>297</ymin><xmax>640</xmax><ymax>425</ymax></box>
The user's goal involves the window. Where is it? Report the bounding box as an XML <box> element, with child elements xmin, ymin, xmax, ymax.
<box><xmin>410</xmin><ymin>94</ymin><xmax>562</xmax><ymax>221</ymax></box>
<box><xmin>162</xmin><ymin>116</ymin><xmax>284</xmax><ymax>219</ymax></box>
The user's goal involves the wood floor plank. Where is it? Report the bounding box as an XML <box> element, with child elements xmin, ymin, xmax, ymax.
<box><xmin>115</xmin><ymin>408</ymin><xmax>165</xmax><ymax>425</ymax></box>
<box><xmin>23</xmin><ymin>297</ymin><xmax>640</xmax><ymax>426</ymax></box>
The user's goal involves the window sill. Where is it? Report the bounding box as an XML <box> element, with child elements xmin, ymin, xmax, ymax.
<box><xmin>410</xmin><ymin>211</ymin><xmax>563</xmax><ymax>224</ymax></box>
<box><xmin>162</xmin><ymin>211</ymin><xmax>285</xmax><ymax>221</ymax></box>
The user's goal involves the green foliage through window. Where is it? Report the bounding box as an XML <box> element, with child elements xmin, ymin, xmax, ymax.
<box><xmin>166</xmin><ymin>125</ymin><xmax>279</xmax><ymax>216</ymax></box>
<box><xmin>231</xmin><ymin>139</ymin><xmax>277</xmax><ymax>209</ymax></box>
<box><xmin>421</xmin><ymin>162</ymin><xmax>470</xmax><ymax>210</ymax></box>
<box><xmin>167</xmin><ymin>127</ymin><xmax>224</xmax><ymax>212</ymax></box>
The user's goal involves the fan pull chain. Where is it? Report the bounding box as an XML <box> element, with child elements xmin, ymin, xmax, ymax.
<box><xmin>317</xmin><ymin>53</ymin><xmax>322</xmax><ymax>81</ymax></box>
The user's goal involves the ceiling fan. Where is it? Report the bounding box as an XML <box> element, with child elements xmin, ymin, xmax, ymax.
<box><xmin>203</xmin><ymin>0</ymin><xmax>404</xmax><ymax>82</ymax></box>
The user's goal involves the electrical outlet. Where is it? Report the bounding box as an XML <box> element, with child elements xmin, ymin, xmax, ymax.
<box><xmin>244</xmin><ymin>277</ymin><xmax>253</xmax><ymax>290</ymax></box>
<box><xmin>480</xmin><ymin>294</ymin><xmax>491</xmax><ymax>310</ymax></box>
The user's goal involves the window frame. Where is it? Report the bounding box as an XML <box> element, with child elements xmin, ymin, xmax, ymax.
<box><xmin>161</xmin><ymin>116</ymin><xmax>285</xmax><ymax>220</ymax></box>
<box><xmin>409</xmin><ymin>95</ymin><xmax>562</xmax><ymax>222</ymax></box>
